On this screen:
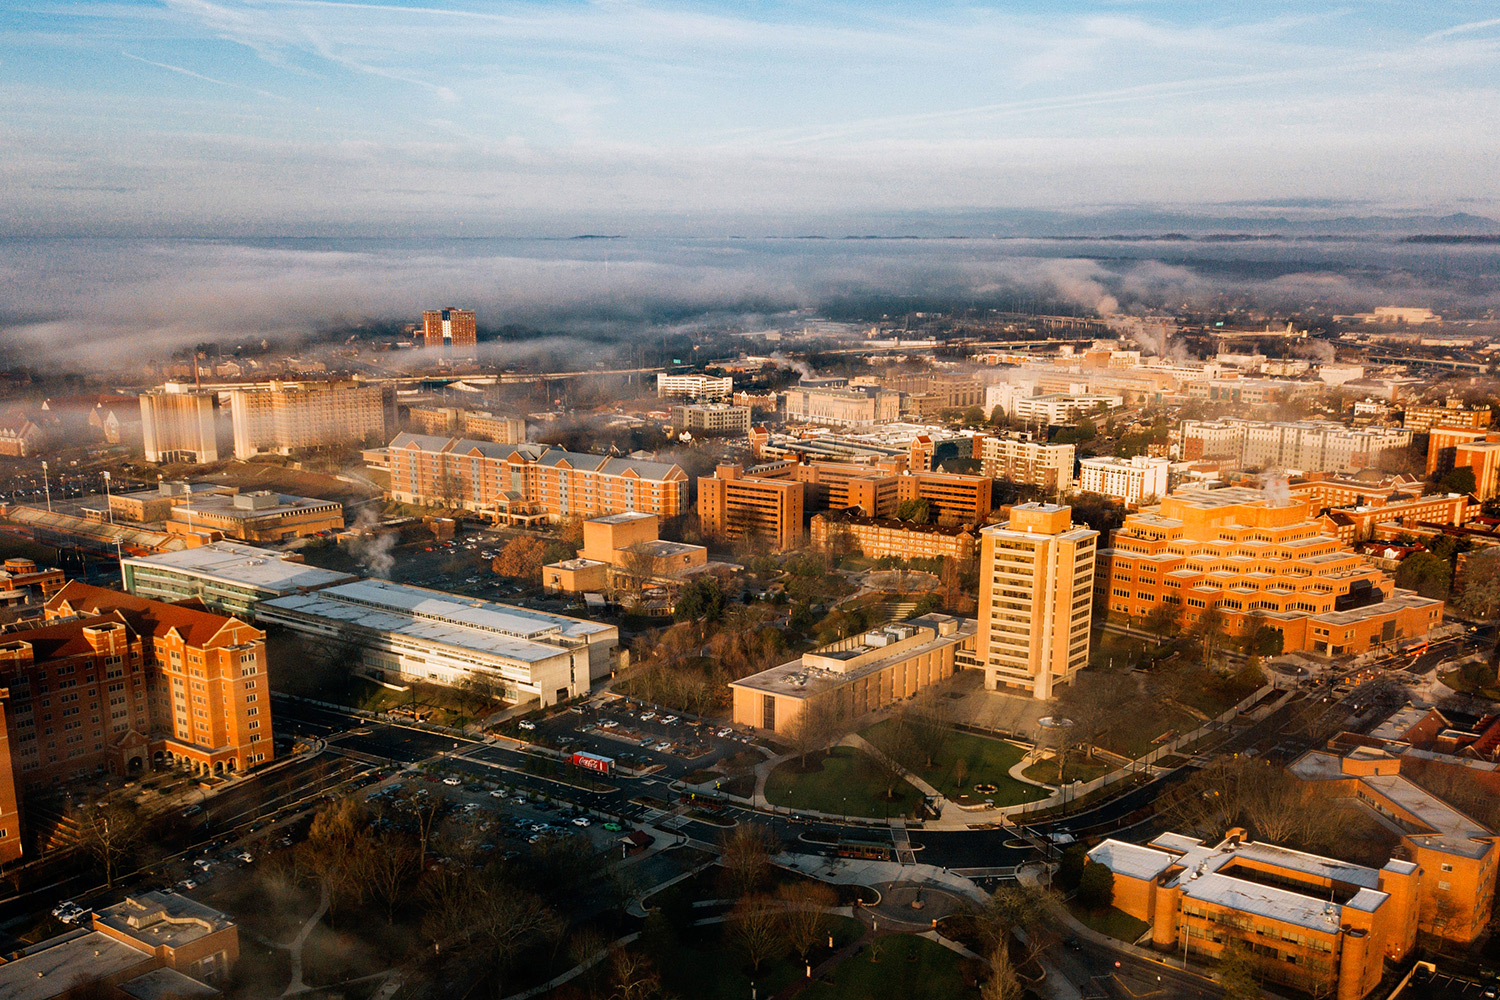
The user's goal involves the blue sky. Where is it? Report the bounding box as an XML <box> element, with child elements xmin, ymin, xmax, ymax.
<box><xmin>3</xmin><ymin>1</ymin><xmax>1499</xmax><ymax>234</ymax></box>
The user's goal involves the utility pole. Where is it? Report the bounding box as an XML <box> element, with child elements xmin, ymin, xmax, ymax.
<box><xmin>41</xmin><ymin>460</ymin><xmax>51</xmax><ymax>513</ymax></box>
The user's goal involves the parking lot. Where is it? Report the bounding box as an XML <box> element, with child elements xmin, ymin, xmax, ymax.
<box><xmin>522</xmin><ymin>697</ymin><xmax>765</xmax><ymax>784</ymax></box>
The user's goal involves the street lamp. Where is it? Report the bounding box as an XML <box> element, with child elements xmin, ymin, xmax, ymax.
<box><xmin>103</xmin><ymin>471</ymin><xmax>114</xmax><ymax>524</ymax></box>
<box><xmin>41</xmin><ymin>460</ymin><xmax>51</xmax><ymax>513</ymax></box>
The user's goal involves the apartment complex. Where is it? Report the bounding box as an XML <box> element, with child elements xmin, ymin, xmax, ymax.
<box><xmin>1318</xmin><ymin>492</ymin><xmax>1470</xmax><ymax>544</ymax></box>
<box><xmin>1181</xmin><ymin>419</ymin><xmax>1413</xmax><ymax>474</ymax></box>
<box><xmin>140</xmin><ymin>384</ymin><xmax>223</xmax><ymax>464</ymax></box>
<box><xmin>378</xmin><ymin>433</ymin><xmax>689</xmax><ymax>523</ymax></box>
<box><xmin>256</xmin><ymin>579</ymin><xmax>619</xmax><ymax>705</ymax></box>
<box><xmin>1078</xmin><ymin>455</ymin><xmax>1171</xmax><ymax>506</ymax></box>
<box><xmin>1011</xmin><ymin>392</ymin><xmax>1122</xmax><ymax>424</ymax></box>
<box><xmin>978</xmin><ymin>436</ymin><xmax>1075</xmax><ymax>491</ymax></box>
<box><xmin>422</xmin><ymin>307</ymin><xmax>477</xmax><ymax>349</ymax></box>
<box><xmin>1290</xmin><ymin>748</ymin><xmax>1498</xmax><ymax>948</ymax></box>
<box><xmin>897</xmin><ymin>470</ymin><xmax>992</xmax><ymax>524</ymax></box>
<box><xmin>730</xmin><ymin>615</ymin><xmax>976</xmax><ymax>734</ymax></box>
<box><xmin>656</xmin><ymin>373</ymin><xmax>733</xmax><ymax>401</ymax></box>
<box><xmin>1425</xmin><ymin>427</ymin><xmax>1498</xmax><ymax>476</ymax></box>
<box><xmin>975</xmin><ymin>503</ymin><xmax>1097</xmax><ymax>699</ymax></box>
<box><xmin>783</xmin><ymin>385</ymin><xmax>902</xmax><ymax>427</ymax></box>
<box><xmin>406</xmin><ymin>406</ymin><xmax>527</xmax><ymax>444</ymax></box>
<box><xmin>45</xmin><ymin>582</ymin><xmax>274</xmax><ymax>777</ymax></box>
<box><xmin>229</xmin><ymin>380</ymin><xmax>391</xmax><ymax>459</ymax></box>
<box><xmin>543</xmin><ymin>511</ymin><xmax>708</xmax><ymax>595</ymax></box>
<box><xmin>697</xmin><ymin>465</ymin><xmax>805</xmax><ymax>550</ymax></box>
<box><xmin>1098</xmin><ymin>487</ymin><xmax>1444</xmax><ymax>656</ymax></box>
<box><xmin>1456</xmin><ymin>441</ymin><xmax>1500</xmax><ymax>500</ymax></box>
<box><xmin>0</xmin><ymin>891</ymin><xmax>238</xmax><ymax>998</ymax></box>
<box><xmin>671</xmin><ymin>403</ymin><xmax>752</xmax><ymax>436</ymax></box>
<box><xmin>1090</xmin><ymin>831</ymin><xmax>1420</xmax><ymax>1000</ymax></box>
<box><xmin>1404</xmin><ymin>400</ymin><xmax>1492</xmax><ymax>433</ymax></box>
<box><xmin>811</xmin><ymin>509</ymin><xmax>979</xmax><ymax>564</ymax></box>
<box><xmin>121</xmin><ymin>541</ymin><xmax>356</xmax><ymax>618</ymax></box>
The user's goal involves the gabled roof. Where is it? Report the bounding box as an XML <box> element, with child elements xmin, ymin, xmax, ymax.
<box><xmin>0</xmin><ymin>612</ymin><xmax>137</xmax><ymax>661</ymax></box>
<box><xmin>45</xmin><ymin>582</ymin><xmax>254</xmax><ymax>648</ymax></box>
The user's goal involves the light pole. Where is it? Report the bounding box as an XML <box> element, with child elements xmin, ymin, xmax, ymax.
<box><xmin>41</xmin><ymin>460</ymin><xmax>51</xmax><ymax>513</ymax></box>
<box><xmin>103</xmin><ymin>471</ymin><xmax>113</xmax><ymax>524</ymax></box>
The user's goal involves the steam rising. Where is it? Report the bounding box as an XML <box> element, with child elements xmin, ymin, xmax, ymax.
<box><xmin>1261</xmin><ymin>474</ymin><xmax>1292</xmax><ymax>507</ymax></box>
<box><xmin>347</xmin><ymin>508</ymin><xmax>396</xmax><ymax>576</ymax></box>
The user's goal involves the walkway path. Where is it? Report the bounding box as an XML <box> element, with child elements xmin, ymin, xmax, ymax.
<box><xmin>279</xmin><ymin>882</ymin><xmax>330</xmax><ymax>997</ymax></box>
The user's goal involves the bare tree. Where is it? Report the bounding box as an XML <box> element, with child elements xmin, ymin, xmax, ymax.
<box><xmin>863</xmin><ymin>716</ymin><xmax>923</xmax><ymax>803</ymax></box>
<box><xmin>782</xmin><ymin>697</ymin><xmax>846</xmax><ymax>770</ymax></box>
<box><xmin>719</xmin><ymin>825</ymin><xmax>775</xmax><ymax>898</ymax></box>
<box><xmin>608</xmin><ymin>948</ymin><xmax>663</xmax><ymax>1000</ymax></box>
<box><xmin>1057</xmin><ymin>672</ymin><xmax>1131</xmax><ymax>765</ymax></box>
<box><xmin>392</xmin><ymin>788</ymin><xmax>444</xmax><ymax>864</ymax></box>
<box><xmin>980</xmin><ymin>940</ymin><xmax>1024</xmax><ymax>1000</ymax></box>
<box><xmin>470</xmin><ymin>884</ymin><xmax>562</xmax><ymax>998</ymax></box>
<box><xmin>777</xmin><ymin>881</ymin><xmax>837</xmax><ymax>960</ymax></box>
<box><xmin>356</xmin><ymin>831</ymin><xmax>422</xmax><ymax>924</ymax></box>
<box><xmin>617</xmin><ymin>543</ymin><xmax>658</xmax><ymax>605</ymax></box>
<box><xmin>73</xmin><ymin>801</ymin><xmax>144</xmax><ymax>888</ymax></box>
<box><xmin>727</xmin><ymin>896</ymin><xmax>787</xmax><ymax>973</ymax></box>
<box><xmin>1194</xmin><ymin>603</ymin><xmax>1228</xmax><ymax>668</ymax></box>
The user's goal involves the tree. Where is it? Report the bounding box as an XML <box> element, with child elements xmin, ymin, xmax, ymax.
<box><xmin>73</xmin><ymin>801</ymin><xmax>144</xmax><ymax>888</ymax></box>
<box><xmin>1140</xmin><ymin>601</ymin><xmax>1181</xmax><ymax>643</ymax></box>
<box><xmin>777</xmin><ymin>882</ymin><xmax>837</xmax><ymax>960</ymax></box>
<box><xmin>617</xmin><ymin>543</ymin><xmax>658</xmax><ymax>604</ymax></box>
<box><xmin>1396</xmin><ymin>551</ymin><xmax>1452</xmax><ymax>600</ymax></box>
<box><xmin>895</xmin><ymin>498</ymin><xmax>931</xmax><ymax>524</ymax></box>
<box><xmin>1454</xmin><ymin>549</ymin><xmax>1500</xmax><ymax>619</ymax></box>
<box><xmin>673</xmin><ymin>577</ymin><xmax>725</xmax><ymax>624</ymax></box>
<box><xmin>782</xmin><ymin>697</ymin><xmax>845</xmax><ymax>770</ymax></box>
<box><xmin>1075</xmin><ymin>860</ymin><xmax>1115</xmax><ymax>910</ymax></box>
<box><xmin>1440</xmin><ymin>466</ymin><xmax>1478</xmax><ymax>496</ymax></box>
<box><xmin>469</xmin><ymin>884</ymin><xmax>561</xmax><ymax>997</ymax></box>
<box><xmin>357</xmin><ymin>831</ymin><xmax>422</xmax><ymax>924</ymax></box>
<box><xmin>862</xmin><ymin>717</ymin><xmax>923</xmax><ymax>803</ymax></box>
<box><xmin>1217</xmin><ymin>946</ymin><xmax>1263</xmax><ymax>1000</ymax></box>
<box><xmin>1057</xmin><ymin>672</ymin><xmax>1130</xmax><ymax>766</ymax></box>
<box><xmin>608</xmin><ymin>949</ymin><xmax>663</xmax><ymax>1000</ymax></box>
<box><xmin>391</xmin><ymin>788</ymin><xmax>445</xmax><ymax>864</ymax></box>
<box><xmin>1056</xmin><ymin>844</ymin><xmax>1088</xmax><ymax>892</ymax></box>
<box><xmin>980</xmin><ymin>940</ymin><xmax>1024</xmax><ymax>1000</ymax></box>
<box><xmin>492</xmin><ymin>536</ymin><xmax>549</xmax><ymax>582</ymax></box>
<box><xmin>727</xmin><ymin>896</ymin><xmax>787</xmax><ymax>973</ymax></box>
<box><xmin>1194</xmin><ymin>603</ymin><xmax>1228</xmax><ymax>667</ymax></box>
<box><xmin>719</xmin><ymin>825</ymin><xmax>775</xmax><ymax>898</ymax></box>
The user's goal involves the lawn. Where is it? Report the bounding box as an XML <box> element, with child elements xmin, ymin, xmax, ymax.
<box><xmin>1020</xmin><ymin>750</ymin><xmax>1114</xmax><ymax>786</ymax></box>
<box><xmin>800</xmin><ymin>934</ymin><xmax>978</xmax><ymax>1000</ymax></box>
<box><xmin>1066</xmin><ymin>902</ymin><xmax>1149</xmax><ymax>944</ymax></box>
<box><xmin>1441</xmin><ymin>662</ymin><xmax>1500</xmax><ymax>700</ymax></box>
<box><xmin>648</xmin><ymin>916</ymin><xmax>867</xmax><ymax>1000</ymax></box>
<box><xmin>862</xmin><ymin>720</ymin><xmax>1049</xmax><ymax>807</ymax></box>
<box><xmin>765</xmin><ymin>746</ymin><xmax>922</xmax><ymax>818</ymax></box>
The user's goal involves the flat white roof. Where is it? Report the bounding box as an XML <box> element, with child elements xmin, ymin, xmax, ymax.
<box><xmin>258</xmin><ymin>579</ymin><xmax>615</xmax><ymax>667</ymax></box>
<box><xmin>123</xmin><ymin>542</ymin><xmax>356</xmax><ymax>594</ymax></box>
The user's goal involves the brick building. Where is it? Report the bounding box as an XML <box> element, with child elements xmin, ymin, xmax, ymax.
<box><xmin>228</xmin><ymin>379</ymin><xmax>392</xmax><ymax>459</ymax></box>
<box><xmin>377</xmin><ymin>434</ymin><xmax>688</xmax><ymax>523</ymax></box>
<box><xmin>421</xmin><ymin>307</ymin><xmax>477</xmax><ymax>349</ymax></box>
<box><xmin>811</xmin><ymin>509</ymin><xmax>979</xmax><ymax>564</ymax></box>
<box><xmin>1098</xmin><ymin>487</ymin><xmax>1444</xmax><ymax>656</ymax></box>
<box><xmin>977</xmin><ymin>436</ymin><xmax>1075</xmax><ymax>491</ymax></box>
<box><xmin>697</xmin><ymin>465</ymin><xmax>804</xmax><ymax>550</ymax></box>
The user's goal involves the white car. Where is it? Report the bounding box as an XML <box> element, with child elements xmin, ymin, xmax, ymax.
<box><xmin>57</xmin><ymin>906</ymin><xmax>85</xmax><ymax>924</ymax></box>
<box><xmin>177</xmin><ymin>879</ymin><xmax>197</xmax><ymax>891</ymax></box>
<box><xmin>571</xmin><ymin>817</ymin><xmax>592</xmax><ymax>827</ymax></box>
<box><xmin>600</xmin><ymin>720</ymin><xmax>619</xmax><ymax>729</ymax></box>
<box><xmin>490</xmin><ymin>789</ymin><xmax>507</xmax><ymax>798</ymax></box>
<box><xmin>518</xmin><ymin>720</ymin><xmax>537</xmax><ymax>731</ymax></box>
<box><xmin>640</xmin><ymin>712</ymin><xmax>657</xmax><ymax>722</ymax></box>
<box><xmin>237</xmin><ymin>851</ymin><xmax>253</xmax><ymax>863</ymax></box>
<box><xmin>442</xmin><ymin>777</ymin><xmax>462</xmax><ymax>786</ymax></box>
<box><xmin>51</xmin><ymin>901</ymin><xmax>78</xmax><ymax>918</ymax></box>
<box><xmin>661</xmin><ymin>715</ymin><xmax>679</xmax><ymax>724</ymax></box>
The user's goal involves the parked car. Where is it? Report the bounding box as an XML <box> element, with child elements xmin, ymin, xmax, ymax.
<box><xmin>442</xmin><ymin>777</ymin><xmax>462</xmax><ymax>786</ymax></box>
<box><xmin>518</xmin><ymin>720</ymin><xmax>537</xmax><ymax>731</ymax></box>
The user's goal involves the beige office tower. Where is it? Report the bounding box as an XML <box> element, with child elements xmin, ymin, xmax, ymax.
<box><xmin>976</xmin><ymin>503</ymin><xmax>1097</xmax><ymax>700</ymax></box>
<box><xmin>140</xmin><ymin>383</ymin><xmax>221</xmax><ymax>464</ymax></box>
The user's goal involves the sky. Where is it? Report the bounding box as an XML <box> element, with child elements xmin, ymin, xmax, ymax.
<box><xmin>2</xmin><ymin>1</ymin><xmax>1499</xmax><ymax>235</ymax></box>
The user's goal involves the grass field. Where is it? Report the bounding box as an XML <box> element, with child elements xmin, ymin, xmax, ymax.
<box><xmin>862</xmin><ymin>720</ymin><xmax>1049</xmax><ymax>807</ymax></box>
<box><xmin>1066</xmin><ymin>902</ymin><xmax>1150</xmax><ymax>944</ymax></box>
<box><xmin>765</xmin><ymin>746</ymin><xmax>922</xmax><ymax>818</ymax></box>
<box><xmin>800</xmin><ymin>934</ymin><xmax>977</xmax><ymax>1000</ymax></box>
<box><xmin>651</xmin><ymin>916</ymin><xmax>867</xmax><ymax>1000</ymax></box>
<box><xmin>1021</xmin><ymin>750</ymin><xmax>1114</xmax><ymax>786</ymax></box>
